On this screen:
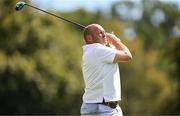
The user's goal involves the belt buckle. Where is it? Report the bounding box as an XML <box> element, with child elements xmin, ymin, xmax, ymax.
<box><xmin>107</xmin><ymin>102</ymin><xmax>118</xmax><ymax>108</ymax></box>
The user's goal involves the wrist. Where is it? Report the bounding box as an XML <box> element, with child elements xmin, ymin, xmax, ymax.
<box><xmin>112</xmin><ymin>38</ymin><xmax>121</xmax><ymax>44</ymax></box>
<box><xmin>106</xmin><ymin>33</ymin><xmax>121</xmax><ymax>44</ymax></box>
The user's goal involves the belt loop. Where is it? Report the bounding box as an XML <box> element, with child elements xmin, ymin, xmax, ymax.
<box><xmin>103</xmin><ymin>98</ymin><xmax>105</xmax><ymax>103</ymax></box>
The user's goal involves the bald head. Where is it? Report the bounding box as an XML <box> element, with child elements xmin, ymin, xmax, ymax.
<box><xmin>83</xmin><ymin>24</ymin><xmax>106</xmax><ymax>44</ymax></box>
<box><xmin>84</xmin><ymin>24</ymin><xmax>102</xmax><ymax>38</ymax></box>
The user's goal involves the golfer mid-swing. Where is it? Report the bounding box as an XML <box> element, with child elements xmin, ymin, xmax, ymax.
<box><xmin>81</xmin><ymin>24</ymin><xmax>132</xmax><ymax>116</ymax></box>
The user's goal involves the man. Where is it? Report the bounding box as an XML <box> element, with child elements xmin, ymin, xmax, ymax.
<box><xmin>81</xmin><ymin>24</ymin><xmax>132</xmax><ymax>116</ymax></box>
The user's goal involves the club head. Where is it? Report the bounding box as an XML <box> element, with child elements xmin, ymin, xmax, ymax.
<box><xmin>15</xmin><ymin>1</ymin><xmax>26</xmax><ymax>11</ymax></box>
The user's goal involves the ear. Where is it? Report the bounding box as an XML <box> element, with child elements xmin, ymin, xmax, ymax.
<box><xmin>86</xmin><ymin>35</ymin><xmax>93</xmax><ymax>43</ymax></box>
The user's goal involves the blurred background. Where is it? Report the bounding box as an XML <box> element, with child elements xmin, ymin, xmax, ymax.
<box><xmin>0</xmin><ymin>0</ymin><xmax>180</xmax><ymax>115</ymax></box>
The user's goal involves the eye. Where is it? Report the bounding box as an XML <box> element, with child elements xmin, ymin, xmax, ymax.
<box><xmin>99</xmin><ymin>31</ymin><xmax>104</xmax><ymax>35</ymax></box>
<box><xmin>100</xmin><ymin>31</ymin><xmax>106</xmax><ymax>37</ymax></box>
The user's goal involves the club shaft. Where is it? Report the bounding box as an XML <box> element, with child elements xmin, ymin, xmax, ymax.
<box><xmin>25</xmin><ymin>4</ymin><xmax>85</xmax><ymax>29</ymax></box>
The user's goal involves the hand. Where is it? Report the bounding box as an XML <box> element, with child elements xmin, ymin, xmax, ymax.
<box><xmin>106</xmin><ymin>32</ymin><xmax>120</xmax><ymax>44</ymax></box>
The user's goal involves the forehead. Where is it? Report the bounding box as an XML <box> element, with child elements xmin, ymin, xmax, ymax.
<box><xmin>94</xmin><ymin>25</ymin><xmax>105</xmax><ymax>31</ymax></box>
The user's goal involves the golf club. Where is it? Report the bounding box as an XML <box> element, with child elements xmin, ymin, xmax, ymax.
<box><xmin>15</xmin><ymin>1</ymin><xmax>86</xmax><ymax>30</ymax></box>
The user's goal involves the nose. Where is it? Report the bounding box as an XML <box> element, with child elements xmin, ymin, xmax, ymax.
<box><xmin>102</xmin><ymin>32</ymin><xmax>106</xmax><ymax>38</ymax></box>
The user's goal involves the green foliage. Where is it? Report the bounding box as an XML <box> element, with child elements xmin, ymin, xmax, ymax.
<box><xmin>0</xmin><ymin>0</ymin><xmax>179</xmax><ymax>115</ymax></box>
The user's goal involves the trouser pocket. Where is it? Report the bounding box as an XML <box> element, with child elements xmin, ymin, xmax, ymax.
<box><xmin>81</xmin><ymin>103</ymin><xmax>98</xmax><ymax>115</ymax></box>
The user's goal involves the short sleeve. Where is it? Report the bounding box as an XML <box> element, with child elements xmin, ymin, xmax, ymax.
<box><xmin>95</xmin><ymin>44</ymin><xmax>116</xmax><ymax>63</ymax></box>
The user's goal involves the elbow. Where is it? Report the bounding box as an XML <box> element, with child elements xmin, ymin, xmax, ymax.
<box><xmin>118</xmin><ymin>55</ymin><xmax>132</xmax><ymax>62</ymax></box>
<box><xmin>123</xmin><ymin>55</ymin><xmax>132</xmax><ymax>62</ymax></box>
<box><xmin>125</xmin><ymin>52</ymin><xmax>132</xmax><ymax>61</ymax></box>
<box><xmin>114</xmin><ymin>51</ymin><xmax>133</xmax><ymax>62</ymax></box>
<box><xmin>128</xmin><ymin>54</ymin><xmax>133</xmax><ymax>61</ymax></box>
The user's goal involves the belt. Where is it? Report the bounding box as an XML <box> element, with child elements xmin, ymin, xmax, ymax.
<box><xmin>101</xmin><ymin>100</ymin><xmax>119</xmax><ymax>108</ymax></box>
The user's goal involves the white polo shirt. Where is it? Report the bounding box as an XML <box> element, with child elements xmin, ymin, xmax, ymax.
<box><xmin>82</xmin><ymin>43</ymin><xmax>121</xmax><ymax>103</ymax></box>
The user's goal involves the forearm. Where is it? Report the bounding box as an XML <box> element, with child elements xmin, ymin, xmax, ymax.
<box><xmin>106</xmin><ymin>32</ymin><xmax>132</xmax><ymax>61</ymax></box>
<box><xmin>112</xmin><ymin>38</ymin><xmax>126</xmax><ymax>51</ymax></box>
<box><xmin>112</xmin><ymin>39</ymin><xmax>132</xmax><ymax>58</ymax></box>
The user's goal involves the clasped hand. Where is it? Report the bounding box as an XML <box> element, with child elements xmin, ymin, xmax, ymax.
<box><xmin>105</xmin><ymin>32</ymin><xmax>121</xmax><ymax>45</ymax></box>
